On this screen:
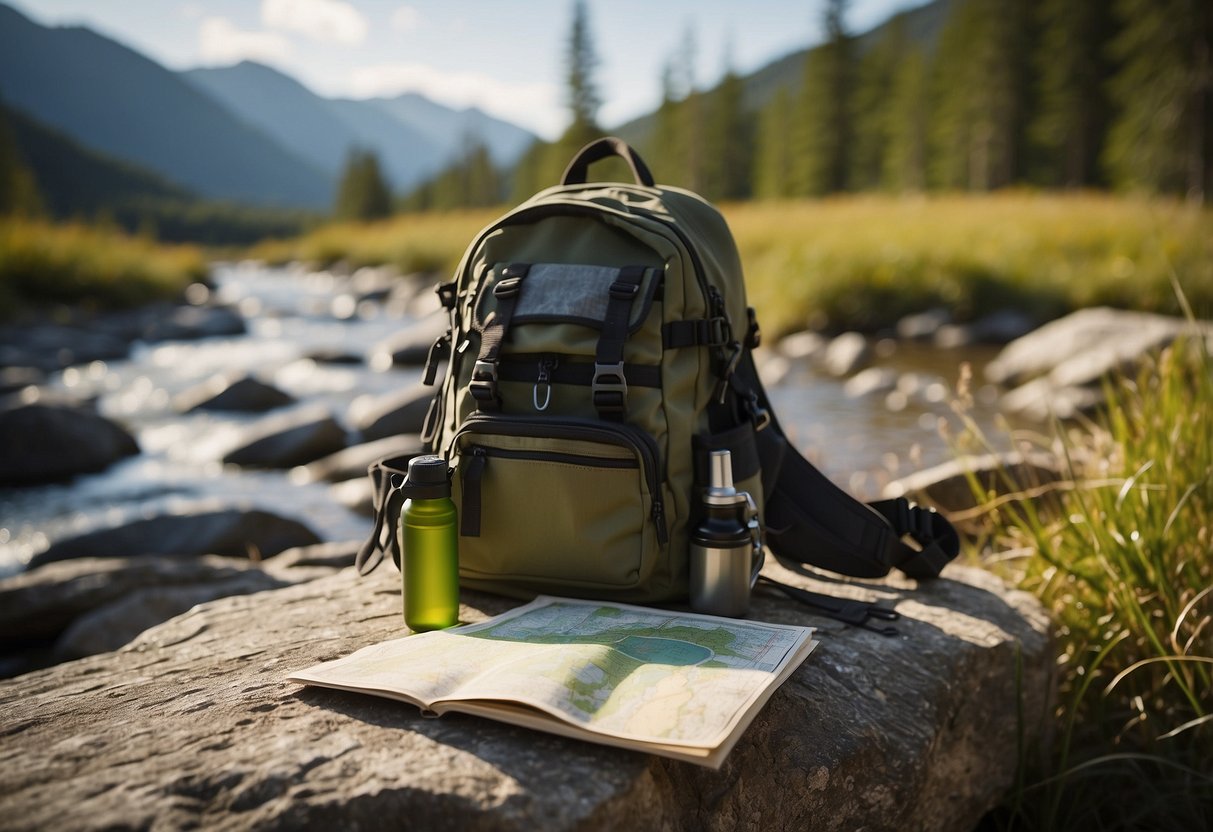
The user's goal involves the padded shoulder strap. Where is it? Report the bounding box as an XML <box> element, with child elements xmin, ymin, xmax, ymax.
<box><xmin>740</xmin><ymin>351</ymin><xmax>959</xmax><ymax>580</ymax></box>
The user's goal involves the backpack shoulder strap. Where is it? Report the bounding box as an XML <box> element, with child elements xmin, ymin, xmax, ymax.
<box><xmin>740</xmin><ymin>351</ymin><xmax>959</xmax><ymax>580</ymax></box>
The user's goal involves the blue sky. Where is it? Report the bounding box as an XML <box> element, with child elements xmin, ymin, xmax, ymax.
<box><xmin>14</xmin><ymin>0</ymin><xmax>921</xmax><ymax>139</ymax></box>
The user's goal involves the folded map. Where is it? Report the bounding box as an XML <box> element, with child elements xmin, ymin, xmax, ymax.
<box><xmin>288</xmin><ymin>595</ymin><xmax>817</xmax><ymax>768</ymax></box>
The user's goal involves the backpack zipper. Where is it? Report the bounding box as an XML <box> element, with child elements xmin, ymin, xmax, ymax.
<box><xmin>452</xmin><ymin>414</ymin><xmax>668</xmax><ymax>545</ymax></box>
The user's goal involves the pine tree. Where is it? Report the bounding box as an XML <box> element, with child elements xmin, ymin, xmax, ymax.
<box><xmin>511</xmin><ymin>0</ymin><xmax>606</xmax><ymax>200</ymax></box>
<box><xmin>334</xmin><ymin>149</ymin><xmax>392</xmax><ymax>221</ymax></box>
<box><xmin>753</xmin><ymin>88</ymin><xmax>795</xmax><ymax>199</ymax></box>
<box><xmin>0</xmin><ymin>102</ymin><xmax>42</xmax><ymax>217</ymax></box>
<box><xmin>1104</xmin><ymin>0</ymin><xmax>1212</xmax><ymax>202</ymax></box>
<box><xmin>881</xmin><ymin>47</ymin><xmax>929</xmax><ymax>192</ymax></box>
<box><xmin>928</xmin><ymin>0</ymin><xmax>1034</xmax><ymax>190</ymax></box>
<box><xmin>792</xmin><ymin>0</ymin><xmax>855</xmax><ymax>195</ymax></box>
<box><xmin>703</xmin><ymin>61</ymin><xmax>751</xmax><ymax>201</ymax></box>
<box><xmin>1031</xmin><ymin>0</ymin><xmax>1115</xmax><ymax>187</ymax></box>
<box><xmin>849</xmin><ymin>17</ymin><xmax>907</xmax><ymax>191</ymax></box>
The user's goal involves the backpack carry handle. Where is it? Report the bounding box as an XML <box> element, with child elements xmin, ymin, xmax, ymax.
<box><xmin>560</xmin><ymin>137</ymin><xmax>656</xmax><ymax>187</ymax></box>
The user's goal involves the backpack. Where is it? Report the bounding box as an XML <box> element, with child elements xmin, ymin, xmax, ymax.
<box><xmin>356</xmin><ymin>138</ymin><xmax>958</xmax><ymax>630</ymax></box>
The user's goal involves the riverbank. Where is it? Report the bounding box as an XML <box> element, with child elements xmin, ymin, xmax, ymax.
<box><xmin>251</xmin><ymin>194</ymin><xmax>1213</xmax><ymax>337</ymax></box>
<box><xmin>0</xmin><ymin>218</ymin><xmax>206</xmax><ymax>319</ymax></box>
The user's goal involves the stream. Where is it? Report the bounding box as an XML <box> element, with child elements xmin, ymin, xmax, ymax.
<box><xmin>0</xmin><ymin>261</ymin><xmax>1010</xmax><ymax>577</ymax></box>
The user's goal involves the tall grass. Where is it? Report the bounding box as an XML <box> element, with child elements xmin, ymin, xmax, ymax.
<box><xmin>0</xmin><ymin>218</ymin><xmax>206</xmax><ymax>317</ymax></box>
<box><xmin>952</xmin><ymin>330</ymin><xmax>1212</xmax><ymax>829</ymax></box>
<box><xmin>248</xmin><ymin>195</ymin><xmax>1213</xmax><ymax>337</ymax></box>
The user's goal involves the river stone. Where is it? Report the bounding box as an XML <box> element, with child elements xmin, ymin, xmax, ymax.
<box><xmin>896</xmin><ymin>308</ymin><xmax>952</xmax><ymax>341</ymax></box>
<box><xmin>883</xmin><ymin>452</ymin><xmax>1062</xmax><ymax>514</ymax></box>
<box><xmin>223</xmin><ymin>406</ymin><xmax>348</xmax><ymax>468</ymax></box>
<box><xmin>0</xmin><ymin>402</ymin><xmax>139</xmax><ymax>486</ymax></box>
<box><xmin>301</xmin><ymin>436</ymin><xmax>426</xmax><ymax>483</ymax></box>
<box><xmin>0</xmin><ymin>366</ymin><xmax>44</xmax><ymax>394</ymax></box>
<box><xmin>0</xmin><ymin>561</ymin><xmax>1050</xmax><ymax>831</ymax></box>
<box><xmin>348</xmin><ymin>383</ymin><xmax>433</xmax><ymax>442</ymax></box>
<box><xmin>822</xmin><ymin>331</ymin><xmax>870</xmax><ymax>377</ymax></box>
<box><xmin>370</xmin><ymin>312</ymin><xmax>448</xmax><ymax>369</ymax></box>
<box><xmin>0</xmin><ymin>323</ymin><xmax>131</xmax><ymax>371</ymax></box>
<box><xmin>999</xmin><ymin>377</ymin><xmax>1105</xmax><ymax>421</ymax></box>
<box><xmin>176</xmin><ymin>374</ymin><xmax>296</xmax><ymax>413</ymax></box>
<box><xmin>28</xmin><ymin>508</ymin><xmax>321</xmax><ymax>568</ymax></box>
<box><xmin>775</xmin><ymin>330</ymin><xmax>826</xmax><ymax>362</ymax></box>
<box><xmin>142</xmin><ymin>304</ymin><xmax>246</xmax><ymax>342</ymax></box>
<box><xmin>984</xmin><ymin>307</ymin><xmax>1204</xmax><ymax>386</ymax></box>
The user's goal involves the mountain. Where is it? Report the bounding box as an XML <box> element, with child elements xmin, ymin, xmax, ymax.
<box><xmin>369</xmin><ymin>93</ymin><xmax>537</xmax><ymax>169</ymax></box>
<box><xmin>0</xmin><ymin>3</ymin><xmax>330</xmax><ymax>209</ymax></box>
<box><xmin>185</xmin><ymin>63</ymin><xmax>537</xmax><ymax>192</ymax></box>
<box><xmin>613</xmin><ymin>0</ymin><xmax>953</xmax><ymax>146</ymax></box>
<box><xmin>3</xmin><ymin>99</ymin><xmax>191</xmax><ymax>217</ymax></box>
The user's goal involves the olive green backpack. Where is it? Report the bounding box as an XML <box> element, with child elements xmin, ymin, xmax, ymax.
<box><xmin>357</xmin><ymin>138</ymin><xmax>958</xmax><ymax>627</ymax></box>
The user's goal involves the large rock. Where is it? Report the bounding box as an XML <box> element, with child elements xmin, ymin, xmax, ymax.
<box><xmin>301</xmin><ymin>436</ymin><xmax>426</xmax><ymax>484</ymax></box>
<box><xmin>883</xmin><ymin>452</ymin><xmax>1062</xmax><ymax>514</ymax></box>
<box><xmin>984</xmin><ymin>307</ymin><xmax>1202</xmax><ymax>387</ymax></box>
<box><xmin>0</xmin><ymin>561</ymin><xmax>1051</xmax><ymax>831</ymax></box>
<box><xmin>347</xmin><ymin>383</ymin><xmax>433</xmax><ymax>442</ymax></box>
<box><xmin>175</xmin><ymin>374</ymin><xmax>296</xmax><ymax>413</ymax></box>
<box><xmin>141</xmin><ymin>304</ymin><xmax>246</xmax><ymax>342</ymax></box>
<box><xmin>28</xmin><ymin>508</ymin><xmax>321</xmax><ymax>568</ymax></box>
<box><xmin>223</xmin><ymin>406</ymin><xmax>347</xmax><ymax>468</ymax></box>
<box><xmin>0</xmin><ymin>402</ymin><xmax>139</xmax><ymax>485</ymax></box>
<box><xmin>0</xmin><ymin>556</ymin><xmax>291</xmax><ymax>674</ymax></box>
<box><xmin>370</xmin><ymin>312</ymin><xmax>448</xmax><ymax>369</ymax></box>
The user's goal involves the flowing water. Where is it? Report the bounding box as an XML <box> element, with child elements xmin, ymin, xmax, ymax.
<box><xmin>0</xmin><ymin>262</ymin><xmax>1012</xmax><ymax>577</ymax></box>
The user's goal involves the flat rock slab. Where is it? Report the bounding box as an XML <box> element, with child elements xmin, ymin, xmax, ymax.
<box><xmin>0</xmin><ymin>562</ymin><xmax>1050</xmax><ymax>832</ymax></box>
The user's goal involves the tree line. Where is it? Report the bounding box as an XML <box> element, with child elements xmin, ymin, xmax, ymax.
<box><xmin>358</xmin><ymin>0</ymin><xmax>1210</xmax><ymax>215</ymax></box>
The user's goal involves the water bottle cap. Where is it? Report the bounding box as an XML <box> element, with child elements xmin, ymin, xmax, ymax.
<box><xmin>705</xmin><ymin>449</ymin><xmax>744</xmax><ymax>506</ymax></box>
<box><xmin>402</xmin><ymin>455</ymin><xmax>451</xmax><ymax>499</ymax></box>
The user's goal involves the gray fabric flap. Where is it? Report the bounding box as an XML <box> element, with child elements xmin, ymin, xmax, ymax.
<box><xmin>476</xmin><ymin>263</ymin><xmax>661</xmax><ymax>333</ymax></box>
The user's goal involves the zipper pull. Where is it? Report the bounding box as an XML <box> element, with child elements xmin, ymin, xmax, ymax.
<box><xmin>461</xmin><ymin>447</ymin><xmax>487</xmax><ymax>537</ymax></box>
<box><xmin>651</xmin><ymin>498</ymin><xmax>669</xmax><ymax>546</ymax></box>
<box><xmin>533</xmin><ymin>355</ymin><xmax>557</xmax><ymax>411</ymax></box>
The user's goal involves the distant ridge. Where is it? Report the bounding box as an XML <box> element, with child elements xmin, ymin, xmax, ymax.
<box><xmin>0</xmin><ymin>2</ymin><xmax>331</xmax><ymax>208</ymax></box>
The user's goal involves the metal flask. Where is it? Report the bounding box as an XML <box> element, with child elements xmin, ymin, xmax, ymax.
<box><xmin>689</xmin><ymin>449</ymin><xmax>763</xmax><ymax>618</ymax></box>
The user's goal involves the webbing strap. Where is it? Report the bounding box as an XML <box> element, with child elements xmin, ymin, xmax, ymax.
<box><xmin>354</xmin><ymin>454</ymin><xmax>417</xmax><ymax>575</ymax></box>
<box><xmin>739</xmin><ymin>349</ymin><xmax>958</xmax><ymax>580</ymax></box>
<box><xmin>592</xmin><ymin>266</ymin><xmax>645</xmax><ymax>420</ymax></box>
<box><xmin>469</xmin><ymin>264</ymin><xmax>529</xmax><ymax>411</ymax></box>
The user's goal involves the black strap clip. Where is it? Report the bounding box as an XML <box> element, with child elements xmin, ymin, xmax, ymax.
<box><xmin>436</xmin><ymin>281</ymin><xmax>457</xmax><ymax>309</ymax></box>
<box><xmin>591</xmin><ymin>361</ymin><xmax>628</xmax><ymax>416</ymax></box>
<box><xmin>469</xmin><ymin>359</ymin><xmax>501</xmax><ymax>409</ymax></box>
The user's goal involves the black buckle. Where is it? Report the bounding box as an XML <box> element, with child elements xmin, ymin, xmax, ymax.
<box><xmin>469</xmin><ymin>359</ymin><xmax>500</xmax><ymax>406</ymax></box>
<box><xmin>746</xmin><ymin>307</ymin><xmax>762</xmax><ymax>349</ymax></box>
<box><xmin>609</xmin><ymin>280</ymin><xmax>640</xmax><ymax>300</ymax></box>
<box><xmin>435</xmin><ymin>281</ymin><xmax>457</xmax><ymax>309</ymax></box>
<box><xmin>592</xmin><ymin>361</ymin><xmax>628</xmax><ymax>413</ymax></box>
<box><xmin>699</xmin><ymin>317</ymin><xmax>731</xmax><ymax>347</ymax></box>
<box><xmin>493</xmin><ymin>277</ymin><xmax>523</xmax><ymax>298</ymax></box>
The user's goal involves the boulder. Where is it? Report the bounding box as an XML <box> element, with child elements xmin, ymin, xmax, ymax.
<box><xmin>0</xmin><ymin>402</ymin><xmax>139</xmax><ymax>486</ymax></box>
<box><xmin>821</xmin><ymin>332</ymin><xmax>870</xmax><ymax>377</ymax></box>
<box><xmin>984</xmin><ymin>307</ymin><xmax>1202</xmax><ymax>387</ymax></box>
<box><xmin>28</xmin><ymin>508</ymin><xmax>321</xmax><ymax>568</ymax></box>
<box><xmin>370</xmin><ymin>312</ymin><xmax>448</xmax><ymax>369</ymax></box>
<box><xmin>175</xmin><ymin>374</ymin><xmax>296</xmax><ymax>413</ymax></box>
<box><xmin>0</xmin><ymin>562</ymin><xmax>1051</xmax><ymax>831</ymax></box>
<box><xmin>999</xmin><ymin>377</ymin><xmax>1105</xmax><ymax>421</ymax></box>
<box><xmin>223</xmin><ymin>406</ymin><xmax>348</xmax><ymax>468</ymax></box>
<box><xmin>301</xmin><ymin>436</ymin><xmax>426</xmax><ymax>484</ymax></box>
<box><xmin>303</xmin><ymin>348</ymin><xmax>365</xmax><ymax>365</ymax></box>
<box><xmin>883</xmin><ymin>452</ymin><xmax>1062</xmax><ymax>514</ymax></box>
<box><xmin>0</xmin><ymin>323</ymin><xmax>130</xmax><ymax>371</ymax></box>
<box><xmin>896</xmin><ymin>308</ymin><xmax>952</xmax><ymax>341</ymax></box>
<box><xmin>348</xmin><ymin>383</ymin><xmax>433</xmax><ymax>442</ymax></box>
<box><xmin>142</xmin><ymin>304</ymin><xmax>246</xmax><ymax>342</ymax></box>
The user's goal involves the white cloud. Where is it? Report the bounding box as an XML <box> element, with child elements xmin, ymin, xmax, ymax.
<box><xmin>262</xmin><ymin>0</ymin><xmax>367</xmax><ymax>46</ymax></box>
<box><xmin>390</xmin><ymin>6</ymin><xmax>420</xmax><ymax>34</ymax></box>
<box><xmin>198</xmin><ymin>17</ymin><xmax>291</xmax><ymax>65</ymax></box>
<box><xmin>347</xmin><ymin>63</ymin><xmax>562</xmax><ymax>138</ymax></box>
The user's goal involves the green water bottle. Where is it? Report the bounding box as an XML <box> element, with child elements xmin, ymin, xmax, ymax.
<box><xmin>397</xmin><ymin>455</ymin><xmax>460</xmax><ymax>631</ymax></box>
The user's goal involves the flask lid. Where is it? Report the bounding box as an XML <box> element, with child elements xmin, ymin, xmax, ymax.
<box><xmin>401</xmin><ymin>455</ymin><xmax>451</xmax><ymax>499</ymax></box>
<box><xmin>705</xmin><ymin>449</ymin><xmax>745</xmax><ymax>507</ymax></box>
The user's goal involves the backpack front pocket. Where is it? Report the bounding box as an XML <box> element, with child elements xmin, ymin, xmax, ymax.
<box><xmin>450</xmin><ymin>416</ymin><xmax>667</xmax><ymax>592</ymax></box>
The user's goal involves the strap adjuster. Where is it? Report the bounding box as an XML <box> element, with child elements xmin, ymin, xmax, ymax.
<box><xmin>493</xmin><ymin>277</ymin><xmax>523</xmax><ymax>298</ymax></box>
<box><xmin>592</xmin><ymin>361</ymin><xmax>628</xmax><ymax>413</ymax></box>
<box><xmin>469</xmin><ymin>359</ymin><xmax>500</xmax><ymax>406</ymax></box>
<box><xmin>609</xmin><ymin>280</ymin><xmax>640</xmax><ymax>300</ymax></box>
